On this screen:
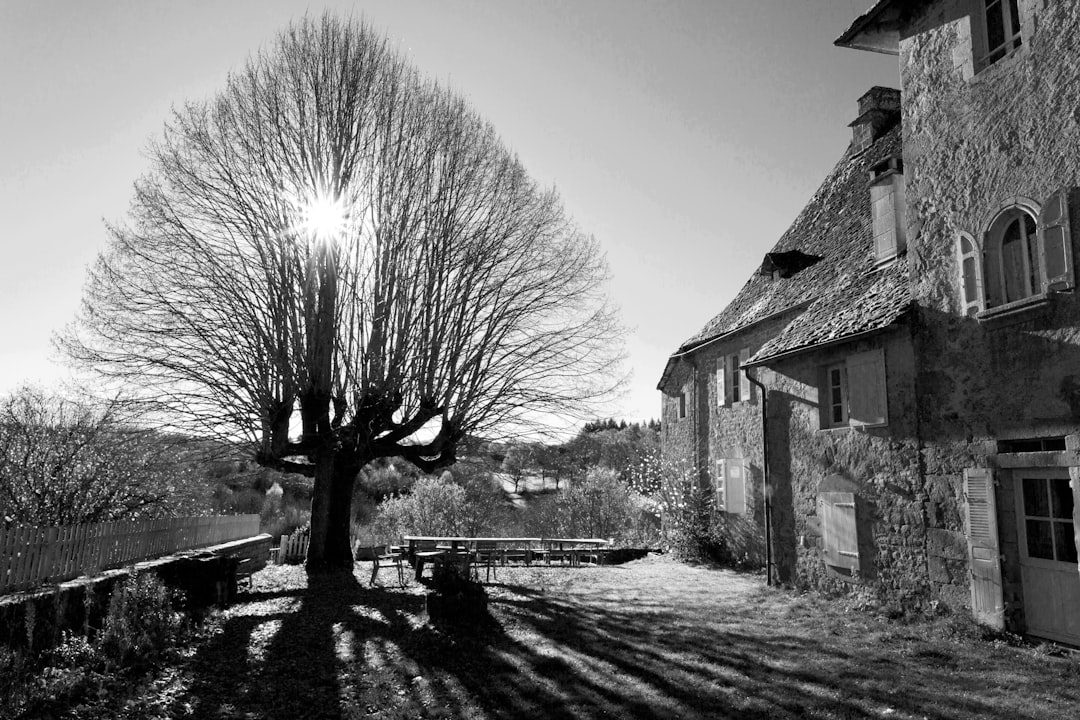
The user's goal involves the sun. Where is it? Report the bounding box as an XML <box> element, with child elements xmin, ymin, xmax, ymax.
<box><xmin>296</xmin><ymin>190</ymin><xmax>349</xmax><ymax>242</ymax></box>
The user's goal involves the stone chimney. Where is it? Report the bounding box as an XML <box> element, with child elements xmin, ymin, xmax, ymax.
<box><xmin>849</xmin><ymin>86</ymin><xmax>901</xmax><ymax>152</ymax></box>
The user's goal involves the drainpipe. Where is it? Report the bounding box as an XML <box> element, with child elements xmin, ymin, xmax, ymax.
<box><xmin>744</xmin><ymin>366</ymin><xmax>773</xmax><ymax>587</ymax></box>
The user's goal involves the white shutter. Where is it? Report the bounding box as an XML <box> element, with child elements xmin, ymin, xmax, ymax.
<box><xmin>739</xmin><ymin>348</ymin><xmax>752</xmax><ymax>404</ymax></box>
<box><xmin>714</xmin><ymin>459</ymin><xmax>726</xmax><ymax>511</ymax></box>
<box><xmin>964</xmin><ymin>468</ymin><xmax>1004</xmax><ymax>629</ymax></box>
<box><xmin>846</xmin><ymin>349</ymin><xmax>887</xmax><ymax>427</ymax></box>
<box><xmin>716</xmin><ymin>358</ymin><xmax>726</xmax><ymax>409</ymax></box>
<box><xmin>724</xmin><ymin>458</ymin><xmax>748</xmax><ymax>515</ymax></box>
<box><xmin>1039</xmin><ymin>188</ymin><xmax>1074</xmax><ymax>292</ymax></box>
<box><xmin>819</xmin><ymin>492</ymin><xmax>859</xmax><ymax>570</ymax></box>
<box><xmin>957</xmin><ymin>232</ymin><xmax>983</xmax><ymax>317</ymax></box>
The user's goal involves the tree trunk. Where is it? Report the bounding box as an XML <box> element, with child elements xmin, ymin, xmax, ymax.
<box><xmin>306</xmin><ymin>449</ymin><xmax>364</xmax><ymax>573</ymax></box>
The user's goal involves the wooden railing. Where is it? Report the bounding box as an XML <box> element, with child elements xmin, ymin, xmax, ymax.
<box><xmin>0</xmin><ymin>514</ymin><xmax>261</xmax><ymax>595</ymax></box>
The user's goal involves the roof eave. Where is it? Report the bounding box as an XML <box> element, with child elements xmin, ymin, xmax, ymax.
<box><xmin>834</xmin><ymin>0</ymin><xmax>904</xmax><ymax>55</ymax></box>
<box><xmin>745</xmin><ymin>311</ymin><xmax>910</xmax><ymax>368</ymax></box>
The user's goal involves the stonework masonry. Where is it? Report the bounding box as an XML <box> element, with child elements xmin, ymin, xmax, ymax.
<box><xmin>900</xmin><ymin>0</ymin><xmax>1080</xmax><ymax>632</ymax></box>
<box><xmin>661</xmin><ymin>0</ymin><xmax>1080</xmax><ymax>638</ymax></box>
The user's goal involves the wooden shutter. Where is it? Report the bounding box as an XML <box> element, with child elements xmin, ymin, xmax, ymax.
<box><xmin>739</xmin><ymin>348</ymin><xmax>752</xmax><ymax>404</ymax></box>
<box><xmin>964</xmin><ymin>468</ymin><xmax>1004</xmax><ymax>629</ymax></box>
<box><xmin>957</xmin><ymin>232</ymin><xmax>983</xmax><ymax>317</ymax></box>
<box><xmin>871</xmin><ymin>178</ymin><xmax>899</xmax><ymax>263</ymax></box>
<box><xmin>846</xmin><ymin>349</ymin><xmax>887</xmax><ymax>427</ymax></box>
<box><xmin>724</xmin><ymin>458</ymin><xmax>748</xmax><ymax>515</ymax></box>
<box><xmin>982</xmin><ymin>228</ymin><xmax>1004</xmax><ymax>308</ymax></box>
<box><xmin>716</xmin><ymin>359</ymin><xmax>726</xmax><ymax>409</ymax></box>
<box><xmin>1039</xmin><ymin>188</ymin><xmax>1075</xmax><ymax>292</ymax></box>
<box><xmin>819</xmin><ymin>492</ymin><xmax>859</xmax><ymax>570</ymax></box>
<box><xmin>714</xmin><ymin>459</ymin><xmax>726</xmax><ymax>511</ymax></box>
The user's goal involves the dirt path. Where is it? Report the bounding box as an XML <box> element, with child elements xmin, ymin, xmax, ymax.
<box><xmin>115</xmin><ymin>554</ymin><xmax>1079</xmax><ymax>719</ymax></box>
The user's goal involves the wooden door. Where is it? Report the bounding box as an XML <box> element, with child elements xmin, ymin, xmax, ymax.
<box><xmin>1015</xmin><ymin>469</ymin><xmax>1080</xmax><ymax>645</ymax></box>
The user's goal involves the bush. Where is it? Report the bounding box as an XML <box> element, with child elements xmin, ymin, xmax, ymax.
<box><xmin>0</xmin><ymin>572</ymin><xmax>195</xmax><ymax>719</ymax></box>
<box><xmin>368</xmin><ymin>475</ymin><xmax>470</xmax><ymax>542</ymax></box>
<box><xmin>100</xmin><ymin>572</ymin><xmax>182</xmax><ymax>669</ymax></box>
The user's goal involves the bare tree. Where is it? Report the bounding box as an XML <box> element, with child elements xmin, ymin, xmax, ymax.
<box><xmin>62</xmin><ymin>14</ymin><xmax>622</xmax><ymax>572</ymax></box>
<box><xmin>0</xmin><ymin>386</ymin><xmax>210</xmax><ymax>526</ymax></box>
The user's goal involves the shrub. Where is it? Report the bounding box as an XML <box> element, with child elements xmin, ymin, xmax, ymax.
<box><xmin>369</xmin><ymin>475</ymin><xmax>470</xmax><ymax>541</ymax></box>
<box><xmin>99</xmin><ymin>572</ymin><xmax>182</xmax><ymax>669</ymax></box>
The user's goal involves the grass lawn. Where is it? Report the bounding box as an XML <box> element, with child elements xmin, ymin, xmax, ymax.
<box><xmin>107</xmin><ymin>554</ymin><xmax>1078</xmax><ymax>719</ymax></box>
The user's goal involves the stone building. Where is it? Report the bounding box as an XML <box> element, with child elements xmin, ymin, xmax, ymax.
<box><xmin>659</xmin><ymin>0</ymin><xmax>1080</xmax><ymax>644</ymax></box>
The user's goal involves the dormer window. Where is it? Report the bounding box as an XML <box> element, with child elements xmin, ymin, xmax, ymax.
<box><xmin>869</xmin><ymin>156</ymin><xmax>906</xmax><ymax>265</ymax></box>
<box><xmin>758</xmin><ymin>250</ymin><xmax>821</xmax><ymax>279</ymax></box>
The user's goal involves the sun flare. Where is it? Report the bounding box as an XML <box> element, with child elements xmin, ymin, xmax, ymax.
<box><xmin>296</xmin><ymin>191</ymin><xmax>349</xmax><ymax>241</ymax></box>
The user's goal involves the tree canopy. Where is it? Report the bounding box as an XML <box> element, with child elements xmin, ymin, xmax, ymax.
<box><xmin>62</xmin><ymin>14</ymin><xmax>622</xmax><ymax>570</ymax></box>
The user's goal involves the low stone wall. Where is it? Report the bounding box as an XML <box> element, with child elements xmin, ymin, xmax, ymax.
<box><xmin>0</xmin><ymin>534</ymin><xmax>271</xmax><ymax>654</ymax></box>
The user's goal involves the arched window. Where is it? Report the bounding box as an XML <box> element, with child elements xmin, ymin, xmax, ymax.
<box><xmin>994</xmin><ymin>208</ymin><xmax>1038</xmax><ymax>304</ymax></box>
<box><xmin>963</xmin><ymin>190</ymin><xmax>1075</xmax><ymax>315</ymax></box>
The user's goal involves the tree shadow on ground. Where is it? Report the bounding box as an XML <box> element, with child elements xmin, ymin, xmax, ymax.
<box><xmin>165</xmin><ymin>564</ymin><xmax>1079</xmax><ymax>720</ymax></box>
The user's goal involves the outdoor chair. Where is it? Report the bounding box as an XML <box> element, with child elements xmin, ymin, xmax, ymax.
<box><xmin>470</xmin><ymin>540</ymin><xmax>501</xmax><ymax>582</ymax></box>
<box><xmin>528</xmin><ymin>541</ymin><xmax>551</xmax><ymax>566</ymax></box>
<box><xmin>360</xmin><ymin>544</ymin><xmax>406</xmax><ymax>588</ymax></box>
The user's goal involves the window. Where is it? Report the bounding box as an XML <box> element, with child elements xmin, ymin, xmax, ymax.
<box><xmin>820</xmin><ymin>349</ymin><xmax>887</xmax><ymax>429</ymax></box>
<box><xmin>981</xmin><ymin>0</ymin><xmax>1022</xmax><ymax>67</ymax></box>
<box><xmin>826</xmin><ymin>363</ymin><xmax>848</xmax><ymax>426</ymax></box>
<box><xmin>718</xmin><ymin>349</ymin><xmax>753</xmax><ymax>407</ymax></box>
<box><xmin>1019</xmin><ymin>475</ymin><xmax>1077</xmax><ymax>564</ymax></box>
<box><xmin>963</xmin><ymin>190</ymin><xmax>1075</xmax><ymax>315</ymax></box>
<box><xmin>729</xmin><ymin>353</ymin><xmax>741</xmax><ymax>403</ymax></box>
<box><xmin>819</xmin><ymin>491</ymin><xmax>860</xmax><ymax>570</ymax></box>
<box><xmin>677</xmin><ymin>392</ymin><xmax>687</xmax><ymax>420</ymax></box>
<box><xmin>869</xmin><ymin>156</ymin><xmax>906</xmax><ymax>264</ymax></box>
<box><xmin>715</xmin><ymin>458</ymin><xmax>748</xmax><ymax>515</ymax></box>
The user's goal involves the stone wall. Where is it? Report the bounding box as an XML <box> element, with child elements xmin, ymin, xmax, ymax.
<box><xmin>763</xmin><ymin>329</ymin><xmax>940</xmax><ymax>609</ymax></box>
<box><xmin>899</xmin><ymin>0</ymin><xmax>1080</xmax><ymax>629</ymax></box>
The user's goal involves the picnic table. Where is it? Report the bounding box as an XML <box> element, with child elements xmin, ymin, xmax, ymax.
<box><xmin>402</xmin><ymin>536</ymin><xmax>542</xmax><ymax>580</ymax></box>
<box><xmin>400</xmin><ymin>536</ymin><xmax>611</xmax><ymax>579</ymax></box>
<box><xmin>544</xmin><ymin>538</ymin><xmax>611</xmax><ymax>566</ymax></box>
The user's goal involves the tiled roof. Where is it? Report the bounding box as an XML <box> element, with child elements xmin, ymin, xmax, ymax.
<box><xmin>748</xmin><ymin>256</ymin><xmax>910</xmax><ymax>364</ymax></box>
<box><xmin>676</xmin><ymin>122</ymin><xmax>902</xmax><ymax>352</ymax></box>
<box><xmin>662</xmin><ymin>119</ymin><xmax>909</xmax><ymax>381</ymax></box>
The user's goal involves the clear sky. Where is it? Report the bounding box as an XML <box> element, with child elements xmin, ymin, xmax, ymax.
<box><xmin>0</xmin><ymin>0</ymin><xmax>897</xmax><ymax>426</ymax></box>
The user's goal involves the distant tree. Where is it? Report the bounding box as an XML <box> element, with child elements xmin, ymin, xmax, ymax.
<box><xmin>501</xmin><ymin>444</ymin><xmax>533</xmax><ymax>493</ymax></box>
<box><xmin>445</xmin><ymin>464</ymin><xmax>512</xmax><ymax>536</ymax></box>
<box><xmin>0</xmin><ymin>386</ymin><xmax>210</xmax><ymax>526</ymax></box>
<box><xmin>62</xmin><ymin>14</ymin><xmax>622</xmax><ymax>572</ymax></box>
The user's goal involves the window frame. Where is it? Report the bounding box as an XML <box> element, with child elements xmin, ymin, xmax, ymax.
<box><xmin>981</xmin><ymin>0</ymin><xmax>1023</xmax><ymax>68</ymax></box>
<box><xmin>969</xmin><ymin>191</ymin><xmax>1075</xmax><ymax>320</ymax></box>
<box><xmin>819</xmin><ymin>349</ymin><xmax>888</xmax><ymax>430</ymax></box>
<box><xmin>824</xmin><ymin>362</ymin><xmax>848</xmax><ymax>428</ymax></box>
<box><xmin>718</xmin><ymin>348</ymin><xmax>754</xmax><ymax>407</ymax></box>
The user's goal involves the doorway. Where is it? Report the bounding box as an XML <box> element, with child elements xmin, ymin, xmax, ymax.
<box><xmin>1015</xmin><ymin>469</ymin><xmax>1080</xmax><ymax>645</ymax></box>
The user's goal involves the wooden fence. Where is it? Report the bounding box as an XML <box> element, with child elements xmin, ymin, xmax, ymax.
<box><xmin>0</xmin><ymin>514</ymin><xmax>261</xmax><ymax>595</ymax></box>
<box><xmin>275</xmin><ymin>527</ymin><xmax>310</xmax><ymax>564</ymax></box>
